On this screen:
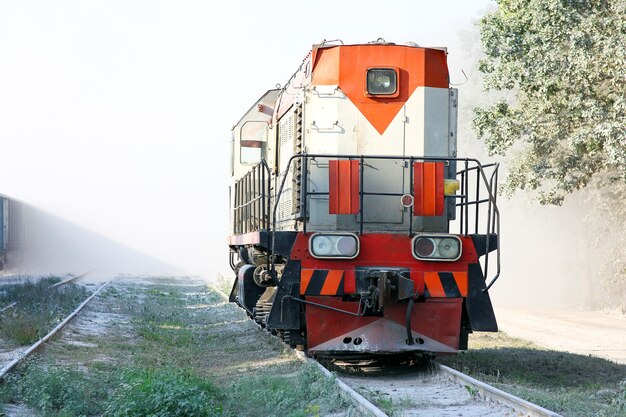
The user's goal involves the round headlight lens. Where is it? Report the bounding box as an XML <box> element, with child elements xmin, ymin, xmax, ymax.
<box><xmin>438</xmin><ymin>238</ymin><xmax>460</xmax><ymax>259</ymax></box>
<box><xmin>311</xmin><ymin>236</ymin><xmax>333</xmax><ymax>256</ymax></box>
<box><xmin>336</xmin><ymin>236</ymin><xmax>358</xmax><ymax>257</ymax></box>
<box><xmin>414</xmin><ymin>238</ymin><xmax>436</xmax><ymax>257</ymax></box>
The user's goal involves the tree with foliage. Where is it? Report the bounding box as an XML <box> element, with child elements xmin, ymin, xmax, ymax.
<box><xmin>473</xmin><ymin>0</ymin><xmax>625</xmax><ymax>205</ymax></box>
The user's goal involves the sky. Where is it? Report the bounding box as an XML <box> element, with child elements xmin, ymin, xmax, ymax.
<box><xmin>0</xmin><ymin>1</ymin><xmax>495</xmax><ymax>278</ymax></box>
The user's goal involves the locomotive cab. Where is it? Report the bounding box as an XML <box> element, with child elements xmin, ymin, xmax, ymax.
<box><xmin>228</xmin><ymin>40</ymin><xmax>500</xmax><ymax>357</ymax></box>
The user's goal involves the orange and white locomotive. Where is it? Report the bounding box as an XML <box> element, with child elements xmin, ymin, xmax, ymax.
<box><xmin>228</xmin><ymin>39</ymin><xmax>501</xmax><ymax>357</ymax></box>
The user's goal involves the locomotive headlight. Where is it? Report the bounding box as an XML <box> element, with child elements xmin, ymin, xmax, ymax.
<box><xmin>366</xmin><ymin>68</ymin><xmax>397</xmax><ymax>95</ymax></box>
<box><xmin>336</xmin><ymin>236</ymin><xmax>357</xmax><ymax>256</ymax></box>
<box><xmin>311</xmin><ymin>235</ymin><xmax>333</xmax><ymax>256</ymax></box>
<box><xmin>412</xmin><ymin>235</ymin><xmax>462</xmax><ymax>261</ymax></box>
<box><xmin>438</xmin><ymin>238</ymin><xmax>460</xmax><ymax>259</ymax></box>
<box><xmin>309</xmin><ymin>233</ymin><xmax>359</xmax><ymax>259</ymax></box>
<box><xmin>375</xmin><ymin>74</ymin><xmax>391</xmax><ymax>88</ymax></box>
<box><xmin>414</xmin><ymin>237</ymin><xmax>437</xmax><ymax>258</ymax></box>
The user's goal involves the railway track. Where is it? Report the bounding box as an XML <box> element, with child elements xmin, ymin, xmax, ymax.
<box><xmin>0</xmin><ymin>280</ymin><xmax>570</xmax><ymax>416</ymax></box>
<box><xmin>212</xmin><ymin>282</ymin><xmax>563</xmax><ymax>416</ymax></box>
<box><xmin>49</xmin><ymin>270</ymin><xmax>94</xmax><ymax>288</ymax></box>
<box><xmin>0</xmin><ymin>271</ymin><xmax>93</xmax><ymax>312</ymax></box>
<box><xmin>298</xmin><ymin>353</ymin><xmax>562</xmax><ymax>417</ymax></box>
<box><xmin>0</xmin><ymin>279</ymin><xmax>109</xmax><ymax>380</ymax></box>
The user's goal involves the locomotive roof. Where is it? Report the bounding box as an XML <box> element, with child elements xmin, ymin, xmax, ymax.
<box><xmin>312</xmin><ymin>40</ymin><xmax>447</xmax><ymax>52</ymax></box>
<box><xmin>231</xmin><ymin>89</ymin><xmax>280</xmax><ymax>132</ymax></box>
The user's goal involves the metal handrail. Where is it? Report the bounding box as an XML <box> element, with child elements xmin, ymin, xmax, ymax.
<box><xmin>484</xmin><ymin>166</ymin><xmax>501</xmax><ymax>291</ymax></box>
<box><xmin>236</xmin><ymin>153</ymin><xmax>501</xmax><ymax>290</ymax></box>
<box><xmin>232</xmin><ymin>161</ymin><xmax>272</xmax><ymax>235</ymax></box>
<box><xmin>276</xmin><ymin>153</ymin><xmax>498</xmax><ymax>231</ymax></box>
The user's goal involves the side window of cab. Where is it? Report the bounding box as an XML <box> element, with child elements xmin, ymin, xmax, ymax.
<box><xmin>240</xmin><ymin>121</ymin><xmax>267</xmax><ymax>165</ymax></box>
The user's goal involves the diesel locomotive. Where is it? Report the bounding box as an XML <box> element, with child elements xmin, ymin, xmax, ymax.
<box><xmin>227</xmin><ymin>39</ymin><xmax>501</xmax><ymax>357</ymax></box>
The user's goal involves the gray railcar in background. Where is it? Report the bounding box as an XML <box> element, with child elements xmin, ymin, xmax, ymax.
<box><xmin>0</xmin><ymin>196</ymin><xmax>25</xmax><ymax>271</ymax></box>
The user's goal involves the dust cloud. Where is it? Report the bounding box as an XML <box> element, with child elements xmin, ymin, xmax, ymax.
<box><xmin>451</xmin><ymin>24</ymin><xmax>620</xmax><ymax>311</ymax></box>
<box><xmin>3</xmin><ymin>201</ymin><xmax>182</xmax><ymax>280</ymax></box>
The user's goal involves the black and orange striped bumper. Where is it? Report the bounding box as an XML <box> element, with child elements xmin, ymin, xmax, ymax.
<box><xmin>299</xmin><ymin>268</ymin><xmax>468</xmax><ymax>299</ymax></box>
<box><xmin>300</xmin><ymin>269</ymin><xmax>345</xmax><ymax>296</ymax></box>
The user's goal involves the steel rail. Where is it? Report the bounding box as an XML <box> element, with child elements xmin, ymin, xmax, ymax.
<box><xmin>0</xmin><ymin>301</ymin><xmax>16</xmax><ymax>313</ymax></box>
<box><xmin>307</xmin><ymin>357</ymin><xmax>562</xmax><ymax>417</ymax></box>
<box><xmin>295</xmin><ymin>351</ymin><xmax>389</xmax><ymax>417</ymax></box>
<box><xmin>0</xmin><ymin>270</ymin><xmax>94</xmax><ymax>312</ymax></box>
<box><xmin>0</xmin><ymin>280</ymin><xmax>111</xmax><ymax>380</ymax></box>
<box><xmin>50</xmin><ymin>270</ymin><xmax>94</xmax><ymax>288</ymax></box>
<box><xmin>437</xmin><ymin>363</ymin><xmax>562</xmax><ymax>417</ymax></box>
<box><xmin>211</xmin><ymin>283</ymin><xmax>388</xmax><ymax>416</ymax></box>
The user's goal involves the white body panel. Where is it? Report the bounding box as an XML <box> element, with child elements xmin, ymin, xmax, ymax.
<box><xmin>269</xmin><ymin>85</ymin><xmax>458</xmax><ymax>233</ymax></box>
<box><xmin>229</xmin><ymin>63</ymin><xmax>459</xmax><ymax>235</ymax></box>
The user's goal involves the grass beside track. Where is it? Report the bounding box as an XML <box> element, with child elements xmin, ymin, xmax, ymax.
<box><xmin>0</xmin><ymin>278</ymin><xmax>350</xmax><ymax>417</ymax></box>
<box><xmin>0</xmin><ymin>277</ymin><xmax>91</xmax><ymax>346</ymax></box>
<box><xmin>438</xmin><ymin>332</ymin><xmax>626</xmax><ymax>417</ymax></box>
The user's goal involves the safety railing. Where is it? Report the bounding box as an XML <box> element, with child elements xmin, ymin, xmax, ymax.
<box><xmin>232</xmin><ymin>154</ymin><xmax>501</xmax><ymax>290</ymax></box>
<box><xmin>232</xmin><ymin>161</ymin><xmax>271</xmax><ymax>235</ymax></box>
<box><xmin>456</xmin><ymin>160</ymin><xmax>500</xmax><ymax>290</ymax></box>
<box><xmin>272</xmin><ymin>154</ymin><xmax>501</xmax><ymax>290</ymax></box>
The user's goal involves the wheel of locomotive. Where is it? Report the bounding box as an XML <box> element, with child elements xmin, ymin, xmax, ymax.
<box><xmin>252</xmin><ymin>265</ymin><xmax>273</xmax><ymax>287</ymax></box>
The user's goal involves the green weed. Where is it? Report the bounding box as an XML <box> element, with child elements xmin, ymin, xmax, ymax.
<box><xmin>3</xmin><ymin>363</ymin><xmax>223</xmax><ymax>417</ymax></box>
<box><xmin>3</xmin><ymin>362</ymin><xmax>109</xmax><ymax>416</ymax></box>
<box><xmin>214</xmin><ymin>273</ymin><xmax>234</xmax><ymax>297</ymax></box>
<box><xmin>0</xmin><ymin>278</ymin><xmax>90</xmax><ymax>345</ymax></box>
<box><xmin>376</xmin><ymin>396</ymin><xmax>396</xmax><ymax>416</ymax></box>
<box><xmin>104</xmin><ymin>368</ymin><xmax>223</xmax><ymax>417</ymax></box>
<box><xmin>464</xmin><ymin>384</ymin><xmax>479</xmax><ymax>398</ymax></box>
<box><xmin>223</xmin><ymin>363</ymin><xmax>347</xmax><ymax>417</ymax></box>
<box><xmin>358</xmin><ymin>387</ymin><xmax>398</xmax><ymax>416</ymax></box>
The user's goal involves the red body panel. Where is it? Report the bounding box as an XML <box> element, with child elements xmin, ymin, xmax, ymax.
<box><xmin>292</xmin><ymin>233</ymin><xmax>477</xmax><ymax>297</ymax></box>
<box><xmin>414</xmin><ymin>162</ymin><xmax>445</xmax><ymax>216</ymax></box>
<box><xmin>328</xmin><ymin>160</ymin><xmax>360</xmax><ymax>214</ymax></box>
<box><xmin>305</xmin><ymin>296</ymin><xmax>462</xmax><ymax>353</ymax></box>
<box><xmin>291</xmin><ymin>232</ymin><xmax>476</xmax><ymax>353</ymax></box>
